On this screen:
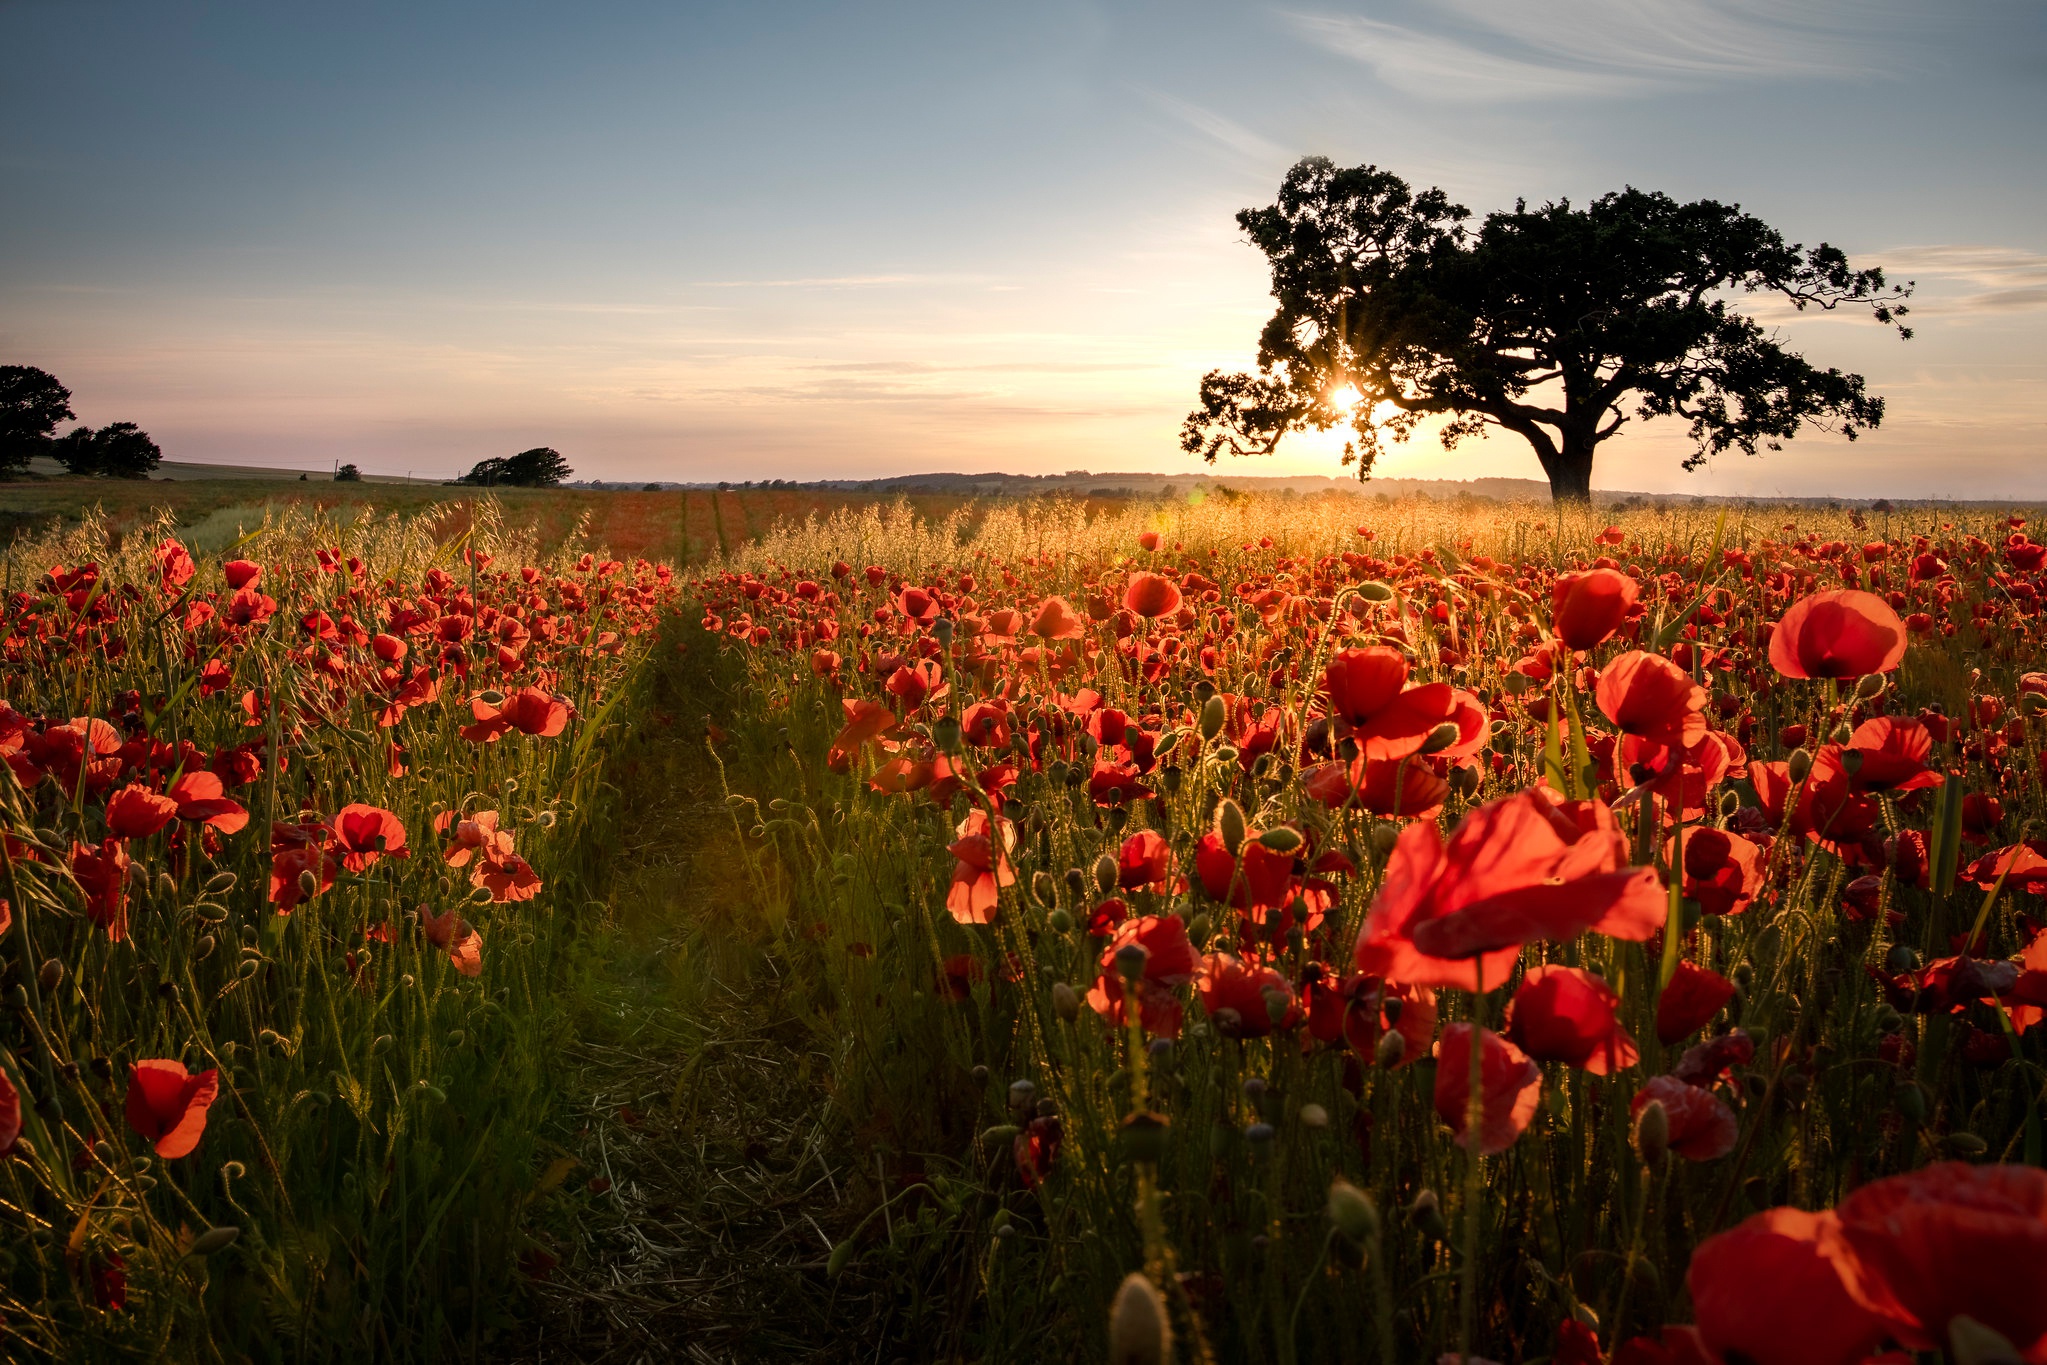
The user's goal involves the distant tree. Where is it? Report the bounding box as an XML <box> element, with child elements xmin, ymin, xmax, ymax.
<box><xmin>335</xmin><ymin>463</ymin><xmax>363</xmax><ymax>482</ymax></box>
<box><xmin>52</xmin><ymin>421</ymin><xmax>162</xmax><ymax>479</ymax></box>
<box><xmin>0</xmin><ymin>365</ymin><xmax>75</xmax><ymax>477</ymax></box>
<box><xmin>460</xmin><ymin>447</ymin><xmax>571</xmax><ymax>488</ymax></box>
<box><xmin>1183</xmin><ymin>158</ymin><xmax>1912</xmax><ymax>503</ymax></box>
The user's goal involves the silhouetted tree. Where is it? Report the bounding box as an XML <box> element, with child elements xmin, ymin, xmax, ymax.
<box><xmin>53</xmin><ymin>421</ymin><xmax>163</xmax><ymax>478</ymax></box>
<box><xmin>335</xmin><ymin>463</ymin><xmax>362</xmax><ymax>482</ymax></box>
<box><xmin>0</xmin><ymin>365</ymin><xmax>75</xmax><ymax>477</ymax></box>
<box><xmin>1183</xmin><ymin>159</ymin><xmax>1912</xmax><ymax>502</ymax></box>
<box><xmin>459</xmin><ymin>447</ymin><xmax>572</xmax><ymax>488</ymax></box>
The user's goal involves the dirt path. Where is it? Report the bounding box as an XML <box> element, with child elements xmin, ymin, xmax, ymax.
<box><xmin>506</xmin><ymin>644</ymin><xmax>892</xmax><ymax>1364</ymax></box>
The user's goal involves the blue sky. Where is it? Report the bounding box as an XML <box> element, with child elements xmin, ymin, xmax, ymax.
<box><xmin>3</xmin><ymin>0</ymin><xmax>2043</xmax><ymax>495</ymax></box>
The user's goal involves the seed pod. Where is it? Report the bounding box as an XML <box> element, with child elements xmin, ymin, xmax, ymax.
<box><xmin>1107</xmin><ymin>1272</ymin><xmax>1172</xmax><ymax>1365</ymax></box>
<box><xmin>37</xmin><ymin>959</ymin><xmax>63</xmax><ymax>993</ymax></box>
<box><xmin>1216</xmin><ymin>799</ymin><xmax>1246</xmax><ymax>855</ymax></box>
<box><xmin>1327</xmin><ymin>1177</ymin><xmax>1379</xmax><ymax>1245</ymax></box>
<box><xmin>1114</xmin><ymin>942</ymin><xmax>1150</xmax><ymax>983</ymax></box>
<box><xmin>1633</xmin><ymin>1098</ymin><xmax>1670</xmax><ymax>1167</ymax></box>
<box><xmin>1051</xmin><ymin>982</ymin><xmax>1081</xmax><ymax>1022</ymax></box>
<box><xmin>932</xmin><ymin>618</ymin><xmax>955</xmax><ymax>648</ymax></box>
<box><xmin>1256</xmin><ymin>825</ymin><xmax>1301</xmax><ymax>853</ymax></box>
<box><xmin>1094</xmin><ymin>853</ymin><xmax>1119</xmax><ymax>896</ymax></box>
<box><xmin>186</xmin><ymin>1226</ymin><xmax>240</xmax><ymax>1258</ymax></box>
<box><xmin>1502</xmin><ymin>671</ymin><xmax>1533</xmax><ymax>696</ymax></box>
<box><xmin>1420</xmin><ymin>721</ymin><xmax>1461</xmax><ymax>754</ymax></box>
<box><xmin>1357</xmin><ymin>580</ymin><xmax>1395</xmax><ymax>602</ymax></box>
<box><xmin>1787</xmin><ymin>747</ymin><xmax>1813</xmax><ymax>782</ymax></box>
<box><xmin>1199</xmin><ymin>694</ymin><xmax>1227</xmax><ymax>740</ymax></box>
<box><xmin>1447</xmin><ymin>764</ymin><xmax>1481</xmax><ymax>798</ymax></box>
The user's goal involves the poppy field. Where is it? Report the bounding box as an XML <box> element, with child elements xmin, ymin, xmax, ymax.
<box><xmin>0</xmin><ymin>501</ymin><xmax>677</xmax><ymax>1358</ymax></box>
<box><xmin>691</xmin><ymin>494</ymin><xmax>2047</xmax><ymax>1365</ymax></box>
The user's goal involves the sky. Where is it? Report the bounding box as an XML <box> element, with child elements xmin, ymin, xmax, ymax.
<box><xmin>2</xmin><ymin>0</ymin><xmax>2043</xmax><ymax>497</ymax></box>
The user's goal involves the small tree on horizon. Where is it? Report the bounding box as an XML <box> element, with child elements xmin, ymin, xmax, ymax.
<box><xmin>459</xmin><ymin>447</ymin><xmax>572</xmax><ymax>488</ymax></box>
<box><xmin>52</xmin><ymin>421</ymin><xmax>162</xmax><ymax>479</ymax></box>
<box><xmin>0</xmin><ymin>365</ymin><xmax>76</xmax><ymax>477</ymax></box>
<box><xmin>335</xmin><ymin>463</ymin><xmax>362</xmax><ymax>482</ymax></box>
<box><xmin>1182</xmin><ymin>158</ymin><xmax>1912</xmax><ymax>503</ymax></box>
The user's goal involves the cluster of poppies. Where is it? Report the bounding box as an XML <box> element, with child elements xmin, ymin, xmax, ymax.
<box><xmin>699</xmin><ymin>508</ymin><xmax>2047</xmax><ymax>1362</ymax></box>
<box><xmin>0</xmin><ymin>528</ymin><xmax>676</xmax><ymax>1328</ymax></box>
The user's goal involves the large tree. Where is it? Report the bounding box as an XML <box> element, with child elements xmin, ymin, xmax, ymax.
<box><xmin>53</xmin><ymin>421</ymin><xmax>163</xmax><ymax>479</ymax></box>
<box><xmin>1182</xmin><ymin>159</ymin><xmax>1911</xmax><ymax>502</ymax></box>
<box><xmin>459</xmin><ymin>446</ymin><xmax>572</xmax><ymax>488</ymax></box>
<box><xmin>0</xmin><ymin>365</ymin><xmax>75</xmax><ymax>477</ymax></box>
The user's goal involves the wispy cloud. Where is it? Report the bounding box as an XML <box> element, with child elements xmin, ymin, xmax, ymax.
<box><xmin>1875</xmin><ymin>246</ymin><xmax>2047</xmax><ymax>315</ymax></box>
<box><xmin>1139</xmin><ymin>90</ymin><xmax>1288</xmax><ymax>163</ymax></box>
<box><xmin>1288</xmin><ymin>1</ymin><xmax>1908</xmax><ymax>102</ymax></box>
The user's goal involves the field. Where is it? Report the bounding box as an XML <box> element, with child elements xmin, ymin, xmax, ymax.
<box><xmin>4</xmin><ymin>482</ymin><xmax>2047</xmax><ymax>1363</ymax></box>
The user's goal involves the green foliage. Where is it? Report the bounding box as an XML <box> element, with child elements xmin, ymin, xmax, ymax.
<box><xmin>52</xmin><ymin>423</ymin><xmax>163</xmax><ymax>479</ymax></box>
<box><xmin>0</xmin><ymin>366</ymin><xmax>76</xmax><ymax>478</ymax></box>
<box><xmin>460</xmin><ymin>449</ymin><xmax>572</xmax><ymax>489</ymax></box>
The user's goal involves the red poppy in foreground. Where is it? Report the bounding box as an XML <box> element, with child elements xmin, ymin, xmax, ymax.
<box><xmin>124</xmin><ymin>1060</ymin><xmax>220</xmax><ymax>1159</ymax></box>
<box><xmin>1356</xmin><ymin>792</ymin><xmax>1665</xmax><ymax>989</ymax></box>
<box><xmin>1768</xmin><ymin>589</ymin><xmax>1908</xmax><ymax>680</ymax></box>
<box><xmin>1825</xmin><ymin>1162</ymin><xmax>2047</xmax><ymax>1358</ymax></box>
<box><xmin>105</xmin><ymin>782</ymin><xmax>179</xmax><ymax>839</ymax></box>
<box><xmin>1678</xmin><ymin>828</ymin><xmax>1763</xmax><ymax>917</ymax></box>
<box><xmin>1123</xmin><ymin>572</ymin><xmax>1182</xmax><ymax>619</ymax></box>
<box><xmin>1029</xmin><ymin>595</ymin><xmax>1086</xmax><ymax>640</ymax></box>
<box><xmin>1686</xmin><ymin>1207</ymin><xmax>1886</xmax><ymax>1365</ymax></box>
<box><xmin>1551</xmin><ymin>566</ymin><xmax>1639</xmax><ymax>651</ymax></box>
<box><xmin>1595</xmin><ymin>650</ymin><xmax>1708</xmax><ymax>752</ymax></box>
<box><xmin>330</xmin><ymin>804</ymin><xmax>409</xmax><ymax>872</ymax></box>
<box><xmin>1657</xmin><ymin>961</ymin><xmax>1737</xmax><ymax>1044</ymax></box>
<box><xmin>1433</xmin><ymin>1024</ymin><xmax>1541</xmax><ymax>1155</ymax></box>
<box><xmin>1322</xmin><ymin>647</ymin><xmax>1457</xmax><ymax>761</ymax></box>
<box><xmin>167</xmin><ymin>770</ymin><xmax>250</xmax><ymax>833</ymax></box>
<box><xmin>1505</xmin><ymin>966</ymin><xmax>1638</xmax><ymax>1075</ymax></box>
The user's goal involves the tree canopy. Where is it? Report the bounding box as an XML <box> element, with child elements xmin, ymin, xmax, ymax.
<box><xmin>1182</xmin><ymin>159</ymin><xmax>1912</xmax><ymax>502</ymax></box>
<box><xmin>0</xmin><ymin>365</ymin><xmax>76</xmax><ymax>477</ymax></box>
<box><xmin>53</xmin><ymin>421</ymin><xmax>163</xmax><ymax>479</ymax></box>
<box><xmin>459</xmin><ymin>447</ymin><xmax>572</xmax><ymax>488</ymax></box>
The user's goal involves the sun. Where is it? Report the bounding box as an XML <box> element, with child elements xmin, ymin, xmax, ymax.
<box><xmin>1327</xmin><ymin>382</ymin><xmax>1364</xmax><ymax>413</ymax></box>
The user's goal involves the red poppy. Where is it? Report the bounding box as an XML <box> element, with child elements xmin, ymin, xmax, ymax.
<box><xmin>105</xmin><ymin>782</ymin><xmax>178</xmax><ymax>839</ymax></box>
<box><xmin>223</xmin><ymin>559</ymin><xmax>262</xmax><ymax>590</ymax></box>
<box><xmin>895</xmin><ymin>586</ymin><xmax>941</xmax><ymax>627</ymax></box>
<box><xmin>827</xmin><ymin>698</ymin><xmax>897</xmax><ymax>767</ymax></box>
<box><xmin>1356</xmin><ymin>791</ymin><xmax>1665</xmax><ymax>990</ymax></box>
<box><xmin>1123</xmin><ymin>573</ymin><xmax>1182</xmax><ymax>619</ymax></box>
<box><xmin>1322</xmin><ymin>647</ymin><xmax>1458</xmax><ymax>761</ymax></box>
<box><xmin>461</xmin><ymin>687</ymin><xmax>570</xmax><ymax>743</ymax></box>
<box><xmin>885</xmin><ymin>660</ymin><xmax>947</xmax><ymax>709</ymax></box>
<box><xmin>1085</xmin><ymin>758</ymin><xmax>1152</xmax><ymax>806</ymax></box>
<box><xmin>1304</xmin><ymin>755</ymin><xmax>1448</xmax><ymax>819</ymax></box>
<box><xmin>1505</xmin><ymin>966</ymin><xmax>1638</xmax><ymax>1075</ymax></box>
<box><xmin>1825</xmin><ymin>1162</ymin><xmax>2047</xmax><ymax>1357</ymax></box>
<box><xmin>155</xmin><ymin>539</ymin><xmax>196</xmax><ymax>592</ymax></box>
<box><xmin>124</xmin><ymin>1060</ymin><xmax>219</xmax><ymax>1159</ymax></box>
<box><xmin>330</xmin><ymin>803</ymin><xmax>409</xmax><ymax>872</ymax></box>
<box><xmin>1014</xmin><ymin>1114</ymin><xmax>1062</xmax><ymax>1189</ymax></box>
<box><xmin>1195</xmin><ymin>953</ymin><xmax>1296</xmax><ymax>1036</ymax></box>
<box><xmin>1838</xmin><ymin>716</ymin><xmax>1941</xmax><ymax>793</ymax></box>
<box><xmin>1552</xmin><ymin>567</ymin><xmax>1640</xmax><ymax>650</ymax></box>
<box><xmin>71</xmin><ymin>838</ymin><xmax>131</xmax><ymax>942</ymax></box>
<box><xmin>1595</xmin><ymin>650</ymin><xmax>1708</xmax><ymax>751</ymax></box>
<box><xmin>475</xmin><ymin>850</ymin><xmax>543</xmax><ymax>903</ymax></box>
<box><xmin>1656</xmin><ymin>961</ymin><xmax>1737</xmax><ymax>1044</ymax></box>
<box><xmin>960</xmin><ymin>700</ymin><xmax>1012</xmax><ymax>748</ymax></box>
<box><xmin>1768</xmin><ymin>589</ymin><xmax>1908</xmax><ymax>680</ymax></box>
<box><xmin>944</xmin><ymin>810</ymin><xmax>1016</xmax><ymax>924</ymax></box>
<box><xmin>1678</xmin><ymin>828</ymin><xmax>1762</xmax><ymax>916</ymax></box>
<box><xmin>419</xmin><ymin>905</ymin><xmax>484</xmax><ymax>976</ymax></box>
<box><xmin>441</xmin><ymin>809</ymin><xmax>515</xmax><ymax>867</ymax></box>
<box><xmin>1086</xmin><ymin>914</ymin><xmax>1198</xmax><ymax>1038</ymax></box>
<box><xmin>269</xmin><ymin>822</ymin><xmax>338</xmax><ymax>911</ymax></box>
<box><xmin>1116</xmin><ymin>830</ymin><xmax>1172</xmax><ymax>891</ymax></box>
<box><xmin>1030</xmin><ymin>595</ymin><xmax>1086</xmax><ymax>640</ymax></box>
<box><xmin>1433</xmin><ymin>1024</ymin><xmax>1542</xmax><ymax>1155</ymax></box>
<box><xmin>167</xmin><ymin>770</ymin><xmax>250</xmax><ymax>834</ymax></box>
<box><xmin>0</xmin><ymin>1067</ymin><xmax>19</xmax><ymax>1158</ymax></box>
<box><xmin>1632</xmin><ymin>1074</ymin><xmax>1737</xmax><ymax>1160</ymax></box>
<box><xmin>1687</xmin><ymin>1207</ymin><xmax>1886</xmax><ymax>1365</ymax></box>
<box><xmin>1193</xmin><ymin>830</ymin><xmax>1296</xmax><ymax>914</ymax></box>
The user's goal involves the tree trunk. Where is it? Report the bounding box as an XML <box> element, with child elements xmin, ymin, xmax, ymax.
<box><xmin>1548</xmin><ymin>438</ymin><xmax>1595</xmax><ymax>503</ymax></box>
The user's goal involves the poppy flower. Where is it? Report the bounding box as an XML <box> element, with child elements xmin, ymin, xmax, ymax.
<box><xmin>1086</xmin><ymin>914</ymin><xmax>1199</xmax><ymax>1038</ymax></box>
<box><xmin>895</xmin><ymin>586</ymin><xmax>941</xmax><ymax>627</ymax></box>
<box><xmin>828</xmin><ymin>698</ymin><xmax>897</xmax><ymax>767</ymax></box>
<box><xmin>1123</xmin><ymin>573</ymin><xmax>1182</xmax><ymax>619</ymax></box>
<box><xmin>1116</xmin><ymin>830</ymin><xmax>1172</xmax><ymax>891</ymax></box>
<box><xmin>1678</xmin><ymin>828</ymin><xmax>1762</xmax><ymax>917</ymax></box>
<box><xmin>419</xmin><ymin>905</ymin><xmax>484</xmax><ymax>977</ymax></box>
<box><xmin>223</xmin><ymin>559</ymin><xmax>262</xmax><ymax>590</ymax></box>
<box><xmin>441</xmin><ymin>809</ymin><xmax>516</xmax><ymax>867</ymax></box>
<box><xmin>1029</xmin><ymin>596</ymin><xmax>1086</xmax><ymax>640</ymax></box>
<box><xmin>330</xmin><ymin>804</ymin><xmax>409</xmax><ymax>872</ymax></box>
<box><xmin>960</xmin><ymin>700</ymin><xmax>1012</xmax><ymax>748</ymax></box>
<box><xmin>70</xmin><ymin>838</ymin><xmax>131</xmax><ymax>942</ymax></box>
<box><xmin>1687</xmin><ymin>1207</ymin><xmax>1886</xmax><ymax>1365</ymax></box>
<box><xmin>475</xmin><ymin>851</ymin><xmax>543</xmax><ymax>903</ymax></box>
<box><xmin>1839</xmin><ymin>716</ymin><xmax>1941</xmax><ymax>793</ymax></box>
<box><xmin>944</xmin><ymin>809</ymin><xmax>1015</xmax><ymax>924</ymax></box>
<box><xmin>1014</xmin><ymin>1114</ymin><xmax>1062</xmax><ymax>1189</ymax></box>
<box><xmin>0</xmin><ymin>1068</ymin><xmax>19</xmax><ymax>1157</ymax></box>
<box><xmin>1304</xmin><ymin>756</ymin><xmax>1448</xmax><ymax>819</ymax></box>
<box><xmin>1505</xmin><ymin>966</ymin><xmax>1638</xmax><ymax>1075</ymax></box>
<box><xmin>1595</xmin><ymin>650</ymin><xmax>1708</xmax><ymax>752</ymax></box>
<box><xmin>1433</xmin><ymin>1024</ymin><xmax>1542</xmax><ymax>1155</ymax></box>
<box><xmin>124</xmin><ymin>1060</ymin><xmax>219</xmax><ymax>1159</ymax></box>
<box><xmin>1085</xmin><ymin>759</ymin><xmax>1152</xmax><ymax>806</ymax></box>
<box><xmin>1825</xmin><ymin>1162</ymin><xmax>2047</xmax><ymax>1358</ymax></box>
<box><xmin>269</xmin><ymin>825</ymin><xmax>338</xmax><ymax>911</ymax></box>
<box><xmin>1193</xmin><ymin>830</ymin><xmax>1296</xmax><ymax>914</ymax></box>
<box><xmin>167</xmin><ymin>771</ymin><xmax>250</xmax><ymax>834</ymax></box>
<box><xmin>1632</xmin><ymin>1074</ymin><xmax>1737</xmax><ymax>1160</ymax></box>
<box><xmin>1195</xmin><ymin>953</ymin><xmax>1296</xmax><ymax>1036</ymax></box>
<box><xmin>155</xmin><ymin>539</ymin><xmax>196</xmax><ymax>592</ymax></box>
<box><xmin>1356</xmin><ymin>791</ymin><xmax>1665</xmax><ymax>990</ymax></box>
<box><xmin>1322</xmin><ymin>647</ymin><xmax>1458</xmax><ymax>761</ymax></box>
<box><xmin>1656</xmin><ymin>961</ymin><xmax>1737</xmax><ymax>1045</ymax></box>
<box><xmin>105</xmin><ymin>782</ymin><xmax>179</xmax><ymax>839</ymax></box>
<box><xmin>461</xmin><ymin>687</ymin><xmax>570</xmax><ymax>743</ymax></box>
<box><xmin>1552</xmin><ymin>567</ymin><xmax>1640</xmax><ymax>650</ymax></box>
<box><xmin>1768</xmin><ymin>589</ymin><xmax>1908</xmax><ymax>680</ymax></box>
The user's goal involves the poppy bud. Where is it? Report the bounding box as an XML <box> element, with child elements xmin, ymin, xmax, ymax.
<box><xmin>1718</xmin><ymin>789</ymin><xmax>1740</xmax><ymax>818</ymax></box>
<box><xmin>1184</xmin><ymin>913</ymin><xmax>1209</xmax><ymax>946</ymax></box>
<box><xmin>1358</xmin><ymin>580</ymin><xmax>1395</xmax><ymax>602</ymax></box>
<box><xmin>1199</xmin><ymin>694</ymin><xmax>1226</xmax><ymax>740</ymax></box>
<box><xmin>1298</xmin><ymin>1102</ymin><xmax>1328</xmax><ymax>1129</ymax></box>
<box><xmin>1839</xmin><ymin>749</ymin><xmax>1865</xmax><ymax>779</ymax></box>
<box><xmin>1048</xmin><ymin>909</ymin><xmax>1073</xmax><ymax>933</ymax></box>
<box><xmin>1161</xmin><ymin>767</ymin><xmax>1182</xmax><ymax>795</ymax></box>
<box><xmin>1409</xmin><ymin>1188</ymin><xmax>1448</xmax><ymax>1242</ymax></box>
<box><xmin>38</xmin><ymin>959</ymin><xmax>63</xmax><ymax>993</ymax></box>
<box><xmin>1420</xmin><ymin>722</ymin><xmax>1461</xmax><ymax>754</ymax></box>
<box><xmin>1884</xmin><ymin>943</ymin><xmax>1921</xmax><ymax>973</ymax></box>
<box><xmin>1256</xmin><ymin>826</ymin><xmax>1302</xmax><ymax>853</ymax></box>
<box><xmin>1502</xmin><ymin>670</ymin><xmax>1532</xmax><ymax>695</ymax></box>
<box><xmin>1327</xmin><ymin>1177</ymin><xmax>1379</xmax><ymax>1245</ymax></box>
<box><xmin>479</xmin><ymin>689</ymin><xmax>505</xmax><ymax>707</ymax></box>
<box><xmin>1118</xmin><ymin>1111</ymin><xmax>1170</xmax><ymax>1164</ymax></box>
<box><xmin>1942</xmin><ymin>1131</ymin><xmax>1988</xmax><ymax>1157</ymax></box>
<box><xmin>1107</xmin><ymin>1271</ymin><xmax>1172</xmax><ymax>1365</ymax></box>
<box><xmin>195</xmin><ymin>935</ymin><xmax>216</xmax><ymax>961</ymax></box>
<box><xmin>156</xmin><ymin>872</ymin><xmax>177</xmax><ymax>898</ymax></box>
<box><xmin>1031</xmin><ymin>871</ymin><xmax>1056</xmax><ymax>908</ymax></box>
<box><xmin>1374</xmin><ymin>1030</ymin><xmax>1405</xmax><ymax>1068</ymax></box>
<box><xmin>1829</xmin><ymin>722</ymin><xmax>1853</xmax><ymax>745</ymax></box>
<box><xmin>1114</xmin><ymin>942</ymin><xmax>1150</xmax><ymax>982</ymax></box>
<box><xmin>1948</xmin><ymin>1315</ymin><xmax>2023</xmax><ymax>1365</ymax></box>
<box><xmin>1244</xmin><ymin>1121</ymin><xmax>1276</xmax><ymax>1150</ymax></box>
<box><xmin>186</xmin><ymin>1226</ymin><xmax>240</xmax><ymax>1258</ymax></box>
<box><xmin>1447</xmin><ymin>764</ymin><xmax>1480</xmax><ymax>798</ymax></box>
<box><xmin>1065</xmin><ymin>867</ymin><xmax>1087</xmax><ymax>901</ymax></box>
<box><xmin>1051</xmin><ymin>982</ymin><xmax>1080</xmax><ymax>1022</ymax></box>
<box><xmin>1007</xmin><ymin>1079</ymin><xmax>1037</xmax><ymax>1118</ymax></box>
<box><xmin>1094</xmin><ymin>854</ymin><xmax>1119</xmax><ymax>895</ymax></box>
<box><xmin>1787</xmin><ymin>747</ymin><xmax>1813</xmax><ymax>782</ymax></box>
<box><xmin>932</xmin><ymin>618</ymin><xmax>954</xmax><ymax>647</ymax></box>
<box><xmin>1216</xmin><ymin>799</ymin><xmax>1246</xmax><ymax>855</ymax></box>
<box><xmin>1368</xmin><ymin>822</ymin><xmax>1399</xmax><ymax>858</ymax></box>
<box><xmin>298</xmin><ymin>869</ymin><xmax>320</xmax><ymax>898</ymax></box>
<box><xmin>1854</xmin><ymin>672</ymin><xmax>1887</xmax><ymax>701</ymax></box>
<box><xmin>1894</xmin><ymin>1080</ymin><xmax>1928</xmax><ymax>1123</ymax></box>
<box><xmin>1633</xmin><ymin>1098</ymin><xmax>1669</xmax><ymax>1167</ymax></box>
<box><xmin>932</xmin><ymin>716</ymin><xmax>961</xmax><ymax>751</ymax></box>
